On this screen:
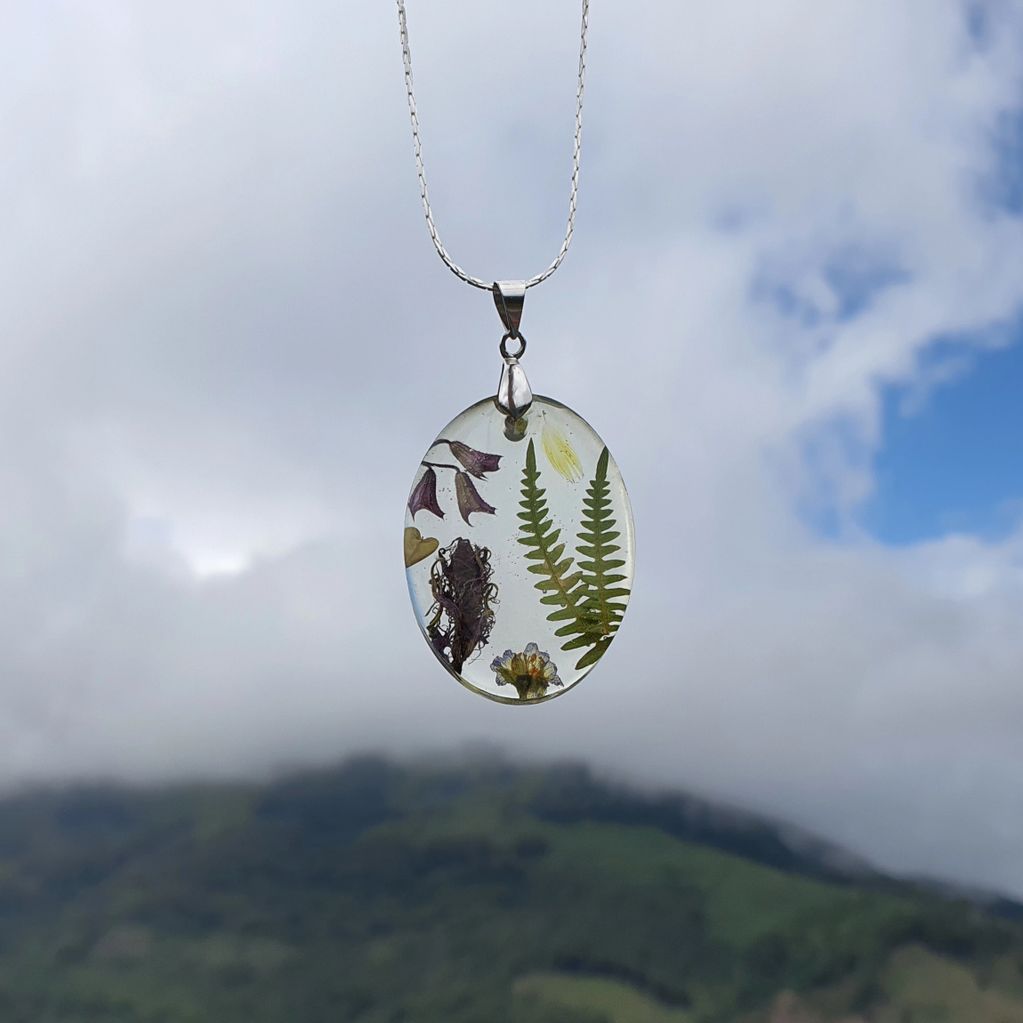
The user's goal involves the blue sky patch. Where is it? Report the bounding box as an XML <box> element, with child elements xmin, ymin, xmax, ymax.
<box><xmin>862</xmin><ymin>327</ymin><xmax>1023</xmax><ymax>543</ymax></box>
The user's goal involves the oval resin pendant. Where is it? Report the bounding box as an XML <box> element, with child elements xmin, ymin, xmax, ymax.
<box><xmin>404</xmin><ymin>395</ymin><xmax>634</xmax><ymax>704</ymax></box>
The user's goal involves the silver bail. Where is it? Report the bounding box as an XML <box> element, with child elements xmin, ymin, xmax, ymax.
<box><xmin>497</xmin><ymin>355</ymin><xmax>533</xmax><ymax>422</ymax></box>
<box><xmin>493</xmin><ymin>281</ymin><xmax>532</xmax><ymax>422</ymax></box>
<box><xmin>492</xmin><ymin>280</ymin><xmax>526</xmax><ymax>337</ymax></box>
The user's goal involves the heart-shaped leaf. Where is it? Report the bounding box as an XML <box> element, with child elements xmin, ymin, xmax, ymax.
<box><xmin>404</xmin><ymin>526</ymin><xmax>439</xmax><ymax>568</ymax></box>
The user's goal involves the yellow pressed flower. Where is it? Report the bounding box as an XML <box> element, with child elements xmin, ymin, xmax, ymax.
<box><xmin>541</xmin><ymin>415</ymin><xmax>583</xmax><ymax>482</ymax></box>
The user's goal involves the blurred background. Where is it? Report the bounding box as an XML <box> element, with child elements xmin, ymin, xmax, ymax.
<box><xmin>2</xmin><ymin>1</ymin><xmax>1023</xmax><ymax>1020</ymax></box>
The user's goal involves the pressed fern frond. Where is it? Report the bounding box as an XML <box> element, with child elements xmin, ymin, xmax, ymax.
<box><xmin>561</xmin><ymin>446</ymin><xmax>630</xmax><ymax>670</ymax></box>
<box><xmin>518</xmin><ymin>439</ymin><xmax>589</xmax><ymax>629</ymax></box>
<box><xmin>519</xmin><ymin>441</ymin><xmax>630</xmax><ymax>673</ymax></box>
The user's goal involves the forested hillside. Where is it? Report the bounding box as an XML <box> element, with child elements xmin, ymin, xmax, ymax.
<box><xmin>0</xmin><ymin>757</ymin><xmax>1020</xmax><ymax>1022</ymax></box>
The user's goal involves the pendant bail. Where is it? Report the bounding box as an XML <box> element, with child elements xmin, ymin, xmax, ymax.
<box><xmin>492</xmin><ymin>280</ymin><xmax>526</xmax><ymax>338</ymax></box>
<box><xmin>492</xmin><ymin>280</ymin><xmax>531</xmax><ymax>426</ymax></box>
<box><xmin>497</xmin><ymin>354</ymin><xmax>533</xmax><ymax>423</ymax></box>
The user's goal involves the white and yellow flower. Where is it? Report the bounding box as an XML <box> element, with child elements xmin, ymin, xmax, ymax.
<box><xmin>490</xmin><ymin>643</ymin><xmax>563</xmax><ymax>701</ymax></box>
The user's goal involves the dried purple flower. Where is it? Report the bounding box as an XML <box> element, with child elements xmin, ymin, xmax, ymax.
<box><xmin>437</xmin><ymin>439</ymin><xmax>502</xmax><ymax>479</ymax></box>
<box><xmin>455</xmin><ymin>471</ymin><xmax>496</xmax><ymax>524</ymax></box>
<box><xmin>408</xmin><ymin>466</ymin><xmax>444</xmax><ymax>520</ymax></box>
<box><xmin>427</xmin><ymin>538</ymin><xmax>498</xmax><ymax>673</ymax></box>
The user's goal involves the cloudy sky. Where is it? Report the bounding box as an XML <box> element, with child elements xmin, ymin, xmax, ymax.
<box><xmin>3</xmin><ymin>1</ymin><xmax>1023</xmax><ymax>898</ymax></box>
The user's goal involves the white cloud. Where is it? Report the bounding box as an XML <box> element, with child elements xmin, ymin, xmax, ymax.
<box><xmin>1</xmin><ymin>0</ymin><xmax>1023</xmax><ymax>897</ymax></box>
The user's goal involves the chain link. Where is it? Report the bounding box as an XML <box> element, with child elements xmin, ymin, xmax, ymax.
<box><xmin>396</xmin><ymin>0</ymin><xmax>589</xmax><ymax>291</ymax></box>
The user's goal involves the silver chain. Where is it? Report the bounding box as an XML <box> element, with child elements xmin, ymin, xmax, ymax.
<box><xmin>396</xmin><ymin>0</ymin><xmax>589</xmax><ymax>292</ymax></box>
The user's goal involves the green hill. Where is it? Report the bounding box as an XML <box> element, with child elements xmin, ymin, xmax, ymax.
<box><xmin>0</xmin><ymin>756</ymin><xmax>1019</xmax><ymax>1023</ymax></box>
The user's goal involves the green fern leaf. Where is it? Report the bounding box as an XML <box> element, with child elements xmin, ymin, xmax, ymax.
<box><xmin>519</xmin><ymin>440</ymin><xmax>629</xmax><ymax>674</ymax></box>
<box><xmin>571</xmin><ymin>446</ymin><xmax>631</xmax><ymax>670</ymax></box>
<box><xmin>519</xmin><ymin>440</ymin><xmax>589</xmax><ymax>631</ymax></box>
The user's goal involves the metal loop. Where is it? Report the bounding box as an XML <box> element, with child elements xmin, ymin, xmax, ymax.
<box><xmin>499</xmin><ymin>331</ymin><xmax>527</xmax><ymax>360</ymax></box>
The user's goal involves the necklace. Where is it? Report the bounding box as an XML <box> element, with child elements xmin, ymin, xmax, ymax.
<box><xmin>397</xmin><ymin>0</ymin><xmax>634</xmax><ymax>705</ymax></box>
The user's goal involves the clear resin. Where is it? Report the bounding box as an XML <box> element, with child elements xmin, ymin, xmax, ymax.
<box><xmin>404</xmin><ymin>395</ymin><xmax>635</xmax><ymax>704</ymax></box>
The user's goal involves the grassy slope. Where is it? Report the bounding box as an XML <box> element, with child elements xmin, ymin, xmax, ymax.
<box><xmin>0</xmin><ymin>758</ymin><xmax>1018</xmax><ymax>1023</ymax></box>
<box><xmin>515</xmin><ymin>973</ymin><xmax>693</xmax><ymax>1023</ymax></box>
